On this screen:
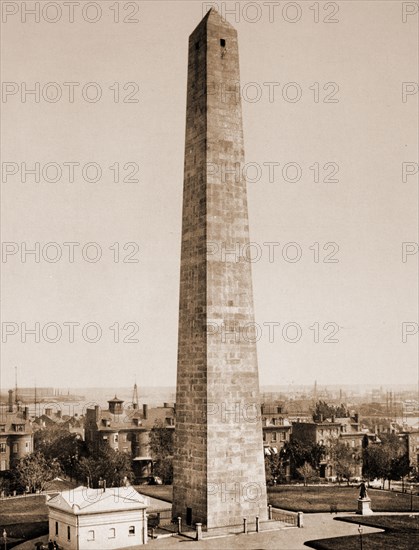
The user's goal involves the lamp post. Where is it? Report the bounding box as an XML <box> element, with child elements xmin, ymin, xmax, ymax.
<box><xmin>410</xmin><ymin>484</ymin><xmax>413</xmax><ymax>512</ymax></box>
<box><xmin>358</xmin><ymin>524</ymin><xmax>363</xmax><ymax>550</ymax></box>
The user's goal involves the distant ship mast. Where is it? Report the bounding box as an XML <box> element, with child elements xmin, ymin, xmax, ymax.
<box><xmin>14</xmin><ymin>366</ymin><xmax>18</xmax><ymax>404</ymax></box>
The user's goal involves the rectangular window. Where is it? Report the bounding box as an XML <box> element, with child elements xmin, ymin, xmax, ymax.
<box><xmin>109</xmin><ymin>528</ymin><xmax>115</xmax><ymax>538</ymax></box>
<box><xmin>220</xmin><ymin>38</ymin><xmax>226</xmax><ymax>47</ymax></box>
<box><xmin>55</xmin><ymin>522</ymin><xmax>58</xmax><ymax>536</ymax></box>
<box><xmin>67</xmin><ymin>526</ymin><xmax>70</xmax><ymax>541</ymax></box>
<box><xmin>271</xmin><ymin>432</ymin><xmax>277</xmax><ymax>442</ymax></box>
<box><xmin>87</xmin><ymin>530</ymin><xmax>95</xmax><ymax>541</ymax></box>
<box><xmin>0</xmin><ymin>425</ymin><xmax>5</xmax><ymax>432</ymax></box>
<box><xmin>128</xmin><ymin>526</ymin><xmax>135</xmax><ymax>536</ymax></box>
<box><xmin>13</xmin><ymin>443</ymin><xmax>18</xmax><ymax>453</ymax></box>
<box><xmin>114</xmin><ymin>434</ymin><xmax>119</xmax><ymax>442</ymax></box>
<box><xmin>0</xmin><ymin>443</ymin><xmax>6</xmax><ymax>453</ymax></box>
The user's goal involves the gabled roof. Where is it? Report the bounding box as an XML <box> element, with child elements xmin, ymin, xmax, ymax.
<box><xmin>47</xmin><ymin>485</ymin><xmax>149</xmax><ymax>515</ymax></box>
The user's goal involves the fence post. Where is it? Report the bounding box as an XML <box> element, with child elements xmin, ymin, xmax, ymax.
<box><xmin>196</xmin><ymin>523</ymin><xmax>203</xmax><ymax>541</ymax></box>
<box><xmin>243</xmin><ymin>518</ymin><xmax>247</xmax><ymax>534</ymax></box>
<box><xmin>297</xmin><ymin>511</ymin><xmax>304</xmax><ymax>528</ymax></box>
<box><xmin>177</xmin><ymin>516</ymin><xmax>182</xmax><ymax>534</ymax></box>
<box><xmin>256</xmin><ymin>516</ymin><xmax>260</xmax><ymax>533</ymax></box>
<box><xmin>268</xmin><ymin>504</ymin><xmax>272</xmax><ymax>520</ymax></box>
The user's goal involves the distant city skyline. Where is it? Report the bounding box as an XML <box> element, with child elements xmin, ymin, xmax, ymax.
<box><xmin>1</xmin><ymin>1</ymin><xmax>417</xmax><ymax>389</ymax></box>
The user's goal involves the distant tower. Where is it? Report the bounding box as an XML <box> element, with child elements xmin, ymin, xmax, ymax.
<box><xmin>173</xmin><ymin>9</ymin><xmax>268</xmax><ymax>530</ymax></box>
<box><xmin>132</xmin><ymin>382</ymin><xmax>139</xmax><ymax>410</ymax></box>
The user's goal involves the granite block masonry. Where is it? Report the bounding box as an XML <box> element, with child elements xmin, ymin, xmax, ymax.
<box><xmin>173</xmin><ymin>9</ymin><xmax>268</xmax><ymax>530</ymax></box>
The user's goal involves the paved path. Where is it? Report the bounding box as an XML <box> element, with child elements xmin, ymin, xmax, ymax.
<box><xmin>148</xmin><ymin>513</ymin><xmax>383</xmax><ymax>550</ymax></box>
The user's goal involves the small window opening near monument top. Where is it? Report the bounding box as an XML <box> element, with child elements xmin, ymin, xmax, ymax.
<box><xmin>195</xmin><ymin>41</ymin><xmax>200</xmax><ymax>50</ymax></box>
<box><xmin>220</xmin><ymin>38</ymin><xmax>226</xmax><ymax>47</ymax></box>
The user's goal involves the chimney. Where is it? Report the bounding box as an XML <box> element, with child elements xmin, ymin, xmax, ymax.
<box><xmin>45</xmin><ymin>408</ymin><xmax>52</xmax><ymax>417</ymax></box>
<box><xmin>164</xmin><ymin>402</ymin><xmax>169</xmax><ymax>408</ymax></box>
<box><xmin>354</xmin><ymin>413</ymin><xmax>359</xmax><ymax>423</ymax></box>
<box><xmin>143</xmin><ymin>404</ymin><xmax>148</xmax><ymax>419</ymax></box>
<box><xmin>95</xmin><ymin>405</ymin><xmax>100</xmax><ymax>422</ymax></box>
<box><xmin>8</xmin><ymin>390</ymin><xmax>13</xmax><ymax>412</ymax></box>
<box><xmin>319</xmin><ymin>413</ymin><xmax>323</xmax><ymax>422</ymax></box>
<box><xmin>24</xmin><ymin>406</ymin><xmax>29</xmax><ymax>420</ymax></box>
<box><xmin>132</xmin><ymin>402</ymin><xmax>138</xmax><ymax>410</ymax></box>
<box><xmin>331</xmin><ymin>414</ymin><xmax>335</xmax><ymax>423</ymax></box>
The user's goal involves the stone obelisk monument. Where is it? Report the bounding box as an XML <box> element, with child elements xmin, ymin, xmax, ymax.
<box><xmin>173</xmin><ymin>9</ymin><xmax>268</xmax><ymax>530</ymax></box>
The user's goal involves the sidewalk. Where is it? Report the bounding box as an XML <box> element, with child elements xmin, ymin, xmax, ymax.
<box><xmin>147</xmin><ymin>513</ymin><xmax>383</xmax><ymax>550</ymax></box>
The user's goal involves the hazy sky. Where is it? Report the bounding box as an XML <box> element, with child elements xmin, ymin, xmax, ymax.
<box><xmin>1</xmin><ymin>0</ymin><xmax>418</xmax><ymax>389</ymax></box>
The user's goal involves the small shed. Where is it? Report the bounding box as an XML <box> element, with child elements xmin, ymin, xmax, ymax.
<box><xmin>47</xmin><ymin>485</ymin><xmax>148</xmax><ymax>549</ymax></box>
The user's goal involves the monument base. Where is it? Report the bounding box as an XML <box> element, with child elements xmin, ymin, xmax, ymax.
<box><xmin>357</xmin><ymin>498</ymin><xmax>373</xmax><ymax>515</ymax></box>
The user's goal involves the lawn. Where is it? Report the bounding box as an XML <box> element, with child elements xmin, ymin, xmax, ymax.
<box><xmin>132</xmin><ymin>485</ymin><xmax>419</xmax><ymax>514</ymax></box>
<box><xmin>268</xmin><ymin>486</ymin><xmax>419</xmax><ymax>513</ymax></box>
<box><xmin>0</xmin><ymin>495</ymin><xmax>49</xmax><ymax>549</ymax></box>
<box><xmin>305</xmin><ymin>515</ymin><xmax>419</xmax><ymax>550</ymax></box>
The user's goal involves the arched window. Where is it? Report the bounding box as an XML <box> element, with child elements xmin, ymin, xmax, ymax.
<box><xmin>108</xmin><ymin>528</ymin><xmax>116</xmax><ymax>538</ymax></box>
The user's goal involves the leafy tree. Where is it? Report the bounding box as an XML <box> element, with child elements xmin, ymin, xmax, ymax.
<box><xmin>284</xmin><ymin>440</ymin><xmax>325</xmax><ymax>478</ymax></box>
<box><xmin>297</xmin><ymin>462</ymin><xmax>318</xmax><ymax>486</ymax></box>
<box><xmin>312</xmin><ymin>401</ymin><xmax>348</xmax><ymax>421</ymax></box>
<box><xmin>34</xmin><ymin>425</ymin><xmax>85</xmax><ymax>480</ymax></box>
<box><xmin>76</xmin><ymin>448</ymin><xmax>134</xmax><ymax>488</ymax></box>
<box><xmin>13</xmin><ymin>452</ymin><xmax>61</xmax><ymax>492</ymax></box>
<box><xmin>362</xmin><ymin>434</ymin><xmax>407</xmax><ymax>489</ymax></box>
<box><xmin>363</xmin><ymin>445</ymin><xmax>388</xmax><ymax>487</ymax></box>
<box><xmin>391</xmin><ymin>454</ymin><xmax>411</xmax><ymax>484</ymax></box>
<box><xmin>149</xmin><ymin>420</ymin><xmax>174</xmax><ymax>484</ymax></box>
<box><xmin>329</xmin><ymin>440</ymin><xmax>360</xmax><ymax>484</ymax></box>
<box><xmin>265</xmin><ymin>451</ymin><xmax>287</xmax><ymax>485</ymax></box>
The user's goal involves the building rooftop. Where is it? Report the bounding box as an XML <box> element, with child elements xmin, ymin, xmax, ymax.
<box><xmin>47</xmin><ymin>485</ymin><xmax>149</xmax><ymax>514</ymax></box>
